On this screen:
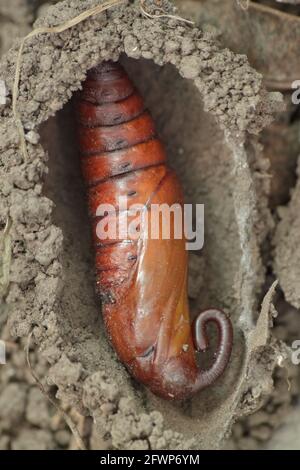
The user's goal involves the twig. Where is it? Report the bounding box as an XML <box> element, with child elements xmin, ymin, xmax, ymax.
<box><xmin>12</xmin><ymin>0</ymin><xmax>127</xmax><ymax>162</ymax></box>
<box><xmin>12</xmin><ymin>0</ymin><xmax>194</xmax><ymax>163</ymax></box>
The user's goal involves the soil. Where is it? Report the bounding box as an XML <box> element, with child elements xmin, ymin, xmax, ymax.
<box><xmin>0</xmin><ymin>0</ymin><xmax>299</xmax><ymax>450</ymax></box>
<box><xmin>0</xmin><ymin>0</ymin><xmax>75</xmax><ymax>451</ymax></box>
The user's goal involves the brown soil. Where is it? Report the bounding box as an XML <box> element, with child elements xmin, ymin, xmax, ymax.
<box><xmin>0</xmin><ymin>0</ymin><xmax>298</xmax><ymax>450</ymax></box>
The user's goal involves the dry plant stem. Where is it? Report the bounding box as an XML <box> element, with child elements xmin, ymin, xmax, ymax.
<box><xmin>13</xmin><ymin>0</ymin><xmax>193</xmax><ymax>163</ymax></box>
<box><xmin>13</xmin><ymin>0</ymin><xmax>127</xmax><ymax>162</ymax></box>
<box><xmin>25</xmin><ymin>332</ymin><xmax>87</xmax><ymax>451</ymax></box>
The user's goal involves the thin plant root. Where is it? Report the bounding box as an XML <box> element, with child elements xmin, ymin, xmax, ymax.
<box><xmin>12</xmin><ymin>0</ymin><xmax>193</xmax><ymax>163</ymax></box>
<box><xmin>13</xmin><ymin>0</ymin><xmax>127</xmax><ymax>162</ymax></box>
<box><xmin>25</xmin><ymin>332</ymin><xmax>87</xmax><ymax>451</ymax></box>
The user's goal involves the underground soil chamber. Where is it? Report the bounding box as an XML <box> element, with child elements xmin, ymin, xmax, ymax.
<box><xmin>0</xmin><ymin>0</ymin><xmax>300</xmax><ymax>451</ymax></box>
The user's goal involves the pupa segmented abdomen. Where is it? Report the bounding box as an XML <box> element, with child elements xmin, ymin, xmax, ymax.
<box><xmin>76</xmin><ymin>60</ymin><xmax>233</xmax><ymax>401</ymax></box>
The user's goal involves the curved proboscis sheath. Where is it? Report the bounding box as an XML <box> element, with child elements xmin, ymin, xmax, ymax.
<box><xmin>76</xmin><ymin>61</ymin><xmax>233</xmax><ymax>400</ymax></box>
